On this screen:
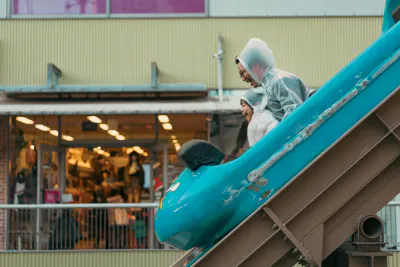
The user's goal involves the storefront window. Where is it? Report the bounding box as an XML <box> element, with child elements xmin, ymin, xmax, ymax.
<box><xmin>111</xmin><ymin>0</ymin><xmax>206</xmax><ymax>14</ymax></box>
<box><xmin>11</xmin><ymin>0</ymin><xmax>206</xmax><ymax>16</ymax></box>
<box><xmin>6</xmin><ymin>113</ymin><xmax>213</xmax><ymax>250</ymax></box>
<box><xmin>12</xmin><ymin>0</ymin><xmax>107</xmax><ymax>15</ymax></box>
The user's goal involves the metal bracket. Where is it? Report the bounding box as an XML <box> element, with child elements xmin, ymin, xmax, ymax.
<box><xmin>151</xmin><ymin>62</ymin><xmax>159</xmax><ymax>89</ymax></box>
<box><xmin>47</xmin><ymin>63</ymin><xmax>62</xmax><ymax>88</ymax></box>
<box><xmin>263</xmin><ymin>207</ymin><xmax>320</xmax><ymax>267</ymax></box>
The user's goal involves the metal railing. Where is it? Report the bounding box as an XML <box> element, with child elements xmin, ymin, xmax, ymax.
<box><xmin>380</xmin><ymin>201</ymin><xmax>400</xmax><ymax>250</ymax></box>
<box><xmin>1</xmin><ymin>201</ymin><xmax>399</xmax><ymax>252</ymax></box>
<box><xmin>0</xmin><ymin>203</ymin><xmax>170</xmax><ymax>251</ymax></box>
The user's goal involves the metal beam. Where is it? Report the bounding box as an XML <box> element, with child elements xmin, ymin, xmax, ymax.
<box><xmin>60</xmin><ymin>139</ymin><xmax>158</xmax><ymax>148</ymax></box>
<box><xmin>0</xmin><ymin>63</ymin><xmax>206</xmax><ymax>94</ymax></box>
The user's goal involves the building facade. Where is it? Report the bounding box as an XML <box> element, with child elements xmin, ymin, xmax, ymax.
<box><xmin>1</xmin><ymin>0</ymin><xmax>398</xmax><ymax>265</ymax></box>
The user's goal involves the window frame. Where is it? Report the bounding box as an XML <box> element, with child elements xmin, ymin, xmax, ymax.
<box><xmin>8</xmin><ymin>0</ymin><xmax>209</xmax><ymax>19</ymax></box>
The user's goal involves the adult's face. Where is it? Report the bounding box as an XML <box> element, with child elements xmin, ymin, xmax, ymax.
<box><xmin>237</xmin><ymin>62</ymin><xmax>258</xmax><ymax>88</ymax></box>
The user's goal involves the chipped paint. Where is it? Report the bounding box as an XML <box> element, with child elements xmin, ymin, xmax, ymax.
<box><xmin>256</xmin><ymin>177</ymin><xmax>269</xmax><ymax>187</ymax></box>
<box><xmin>168</xmin><ymin>182</ymin><xmax>180</xmax><ymax>192</ymax></box>
<box><xmin>222</xmin><ymin>186</ymin><xmax>246</xmax><ymax>206</ymax></box>
<box><xmin>247</xmin><ymin>184</ymin><xmax>260</xmax><ymax>192</ymax></box>
<box><xmin>248</xmin><ymin>48</ymin><xmax>400</xmax><ymax>182</ymax></box>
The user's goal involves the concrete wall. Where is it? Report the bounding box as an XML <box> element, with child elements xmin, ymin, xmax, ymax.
<box><xmin>0</xmin><ymin>17</ymin><xmax>382</xmax><ymax>89</ymax></box>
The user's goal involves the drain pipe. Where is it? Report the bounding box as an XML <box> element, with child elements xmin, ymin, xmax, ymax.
<box><xmin>213</xmin><ymin>35</ymin><xmax>224</xmax><ymax>102</ymax></box>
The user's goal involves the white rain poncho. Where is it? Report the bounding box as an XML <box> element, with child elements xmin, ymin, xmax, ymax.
<box><xmin>237</xmin><ymin>38</ymin><xmax>310</xmax><ymax>121</ymax></box>
<box><xmin>241</xmin><ymin>89</ymin><xmax>278</xmax><ymax>147</ymax></box>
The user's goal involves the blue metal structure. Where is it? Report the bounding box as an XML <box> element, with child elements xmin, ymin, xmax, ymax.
<box><xmin>0</xmin><ymin>62</ymin><xmax>206</xmax><ymax>94</ymax></box>
<box><xmin>154</xmin><ymin>1</ymin><xmax>400</xmax><ymax>265</ymax></box>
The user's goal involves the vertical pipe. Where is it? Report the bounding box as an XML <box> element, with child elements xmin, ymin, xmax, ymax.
<box><xmin>216</xmin><ymin>35</ymin><xmax>224</xmax><ymax>102</ymax></box>
<box><xmin>206</xmin><ymin>114</ymin><xmax>212</xmax><ymax>142</ymax></box>
<box><xmin>4</xmin><ymin>115</ymin><xmax>10</xmax><ymax>250</ymax></box>
<box><xmin>395</xmin><ymin>195</ymin><xmax>400</xmax><ymax>248</ymax></box>
<box><xmin>36</xmin><ymin>146</ymin><xmax>43</xmax><ymax>250</ymax></box>
<box><xmin>163</xmin><ymin>144</ymin><xmax>169</xmax><ymax>196</ymax></box>
<box><xmin>155</xmin><ymin>114</ymin><xmax>159</xmax><ymax>145</ymax></box>
<box><xmin>218</xmin><ymin>114</ymin><xmax>225</xmax><ymax>153</ymax></box>
<box><xmin>148</xmin><ymin>150</ymin><xmax>155</xmax><ymax>249</ymax></box>
<box><xmin>57</xmin><ymin>116</ymin><xmax>64</xmax><ymax>203</ymax></box>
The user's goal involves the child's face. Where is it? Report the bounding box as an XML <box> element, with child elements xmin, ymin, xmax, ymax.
<box><xmin>241</xmin><ymin>100</ymin><xmax>253</xmax><ymax>122</ymax></box>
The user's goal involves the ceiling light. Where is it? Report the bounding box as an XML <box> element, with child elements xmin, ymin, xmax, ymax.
<box><xmin>35</xmin><ymin>124</ymin><xmax>50</xmax><ymax>132</ymax></box>
<box><xmin>99</xmin><ymin>124</ymin><xmax>109</xmax><ymax>131</ymax></box>
<box><xmin>104</xmin><ymin>152</ymin><xmax>111</xmax><ymax>157</ymax></box>
<box><xmin>87</xmin><ymin>116</ymin><xmax>102</xmax><ymax>124</ymax></box>
<box><xmin>170</xmin><ymin>135</ymin><xmax>176</xmax><ymax>139</ymax></box>
<box><xmin>126</xmin><ymin>147</ymin><xmax>134</xmax><ymax>154</ymax></box>
<box><xmin>30</xmin><ymin>145</ymin><xmax>35</xmax><ymax>150</ymax></box>
<box><xmin>50</xmin><ymin>130</ymin><xmax>59</xmax><ymax>136</ymax></box>
<box><xmin>158</xmin><ymin>115</ymin><xmax>169</xmax><ymax>123</ymax></box>
<box><xmin>116</xmin><ymin>135</ymin><xmax>126</xmax><ymax>141</ymax></box>
<box><xmin>108</xmin><ymin>130</ymin><xmax>119</xmax><ymax>136</ymax></box>
<box><xmin>143</xmin><ymin>152</ymin><xmax>148</xmax><ymax>157</ymax></box>
<box><xmin>162</xmin><ymin>123</ymin><xmax>173</xmax><ymax>130</ymax></box>
<box><xmin>172</xmin><ymin>139</ymin><xmax>178</xmax><ymax>144</ymax></box>
<box><xmin>62</xmin><ymin>135</ymin><xmax>74</xmax><ymax>141</ymax></box>
<box><xmin>175</xmin><ymin>145</ymin><xmax>181</xmax><ymax>151</ymax></box>
<box><xmin>16</xmin><ymin>117</ymin><xmax>34</xmax><ymax>125</ymax></box>
<box><xmin>97</xmin><ymin>150</ymin><xmax>104</xmax><ymax>155</ymax></box>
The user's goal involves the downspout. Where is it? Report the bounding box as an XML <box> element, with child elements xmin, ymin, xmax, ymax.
<box><xmin>213</xmin><ymin>35</ymin><xmax>224</xmax><ymax>102</ymax></box>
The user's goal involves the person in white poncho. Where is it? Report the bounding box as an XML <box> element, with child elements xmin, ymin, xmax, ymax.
<box><xmin>236</xmin><ymin>38</ymin><xmax>310</xmax><ymax>122</ymax></box>
<box><xmin>241</xmin><ymin>89</ymin><xmax>279</xmax><ymax>147</ymax></box>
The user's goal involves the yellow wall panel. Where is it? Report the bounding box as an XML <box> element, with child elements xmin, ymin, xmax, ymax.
<box><xmin>0</xmin><ymin>250</ymin><xmax>185</xmax><ymax>267</ymax></box>
<box><xmin>0</xmin><ymin>17</ymin><xmax>382</xmax><ymax>89</ymax></box>
<box><xmin>0</xmin><ymin>250</ymin><xmax>399</xmax><ymax>267</ymax></box>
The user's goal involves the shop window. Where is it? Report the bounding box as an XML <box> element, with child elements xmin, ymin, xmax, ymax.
<box><xmin>12</xmin><ymin>0</ymin><xmax>107</xmax><ymax>15</ymax></box>
<box><xmin>111</xmin><ymin>0</ymin><xmax>206</xmax><ymax>15</ymax></box>
<box><xmin>11</xmin><ymin>0</ymin><xmax>206</xmax><ymax>17</ymax></box>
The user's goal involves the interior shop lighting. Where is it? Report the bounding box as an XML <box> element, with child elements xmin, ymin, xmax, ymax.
<box><xmin>99</xmin><ymin>124</ymin><xmax>109</xmax><ymax>131</ymax></box>
<box><xmin>162</xmin><ymin>123</ymin><xmax>173</xmax><ymax>130</ymax></box>
<box><xmin>16</xmin><ymin>116</ymin><xmax>34</xmax><ymax>125</ymax></box>
<box><xmin>143</xmin><ymin>152</ymin><xmax>148</xmax><ymax>157</ymax></box>
<box><xmin>30</xmin><ymin>145</ymin><xmax>35</xmax><ymax>150</ymax></box>
<box><xmin>62</xmin><ymin>135</ymin><xmax>74</xmax><ymax>141</ymax></box>
<box><xmin>172</xmin><ymin>139</ymin><xmax>178</xmax><ymax>144</ymax></box>
<box><xmin>108</xmin><ymin>130</ymin><xmax>119</xmax><ymax>136</ymax></box>
<box><xmin>104</xmin><ymin>152</ymin><xmax>111</xmax><ymax>157</ymax></box>
<box><xmin>175</xmin><ymin>145</ymin><xmax>181</xmax><ymax>151</ymax></box>
<box><xmin>97</xmin><ymin>150</ymin><xmax>105</xmax><ymax>155</ymax></box>
<box><xmin>50</xmin><ymin>130</ymin><xmax>59</xmax><ymax>136</ymax></box>
<box><xmin>158</xmin><ymin>115</ymin><xmax>169</xmax><ymax>123</ymax></box>
<box><xmin>116</xmin><ymin>135</ymin><xmax>126</xmax><ymax>141</ymax></box>
<box><xmin>133</xmin><ymin>146</ymin><xmax>144</xmax><ymax>154</ymax></box>
<box><xmin>87</xmin><ymin>116</ymin><xmax>102</xmax><ymax>124</ymax></box>
<box><xmin>170</xmin><ymin>135</ymin><xmax>176</xmax><ymax>139</ymax></box>
<box><xmin>35</xmin><ymin>124</ymin><xmax>50</xmax><ymax>132</ymax></box>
